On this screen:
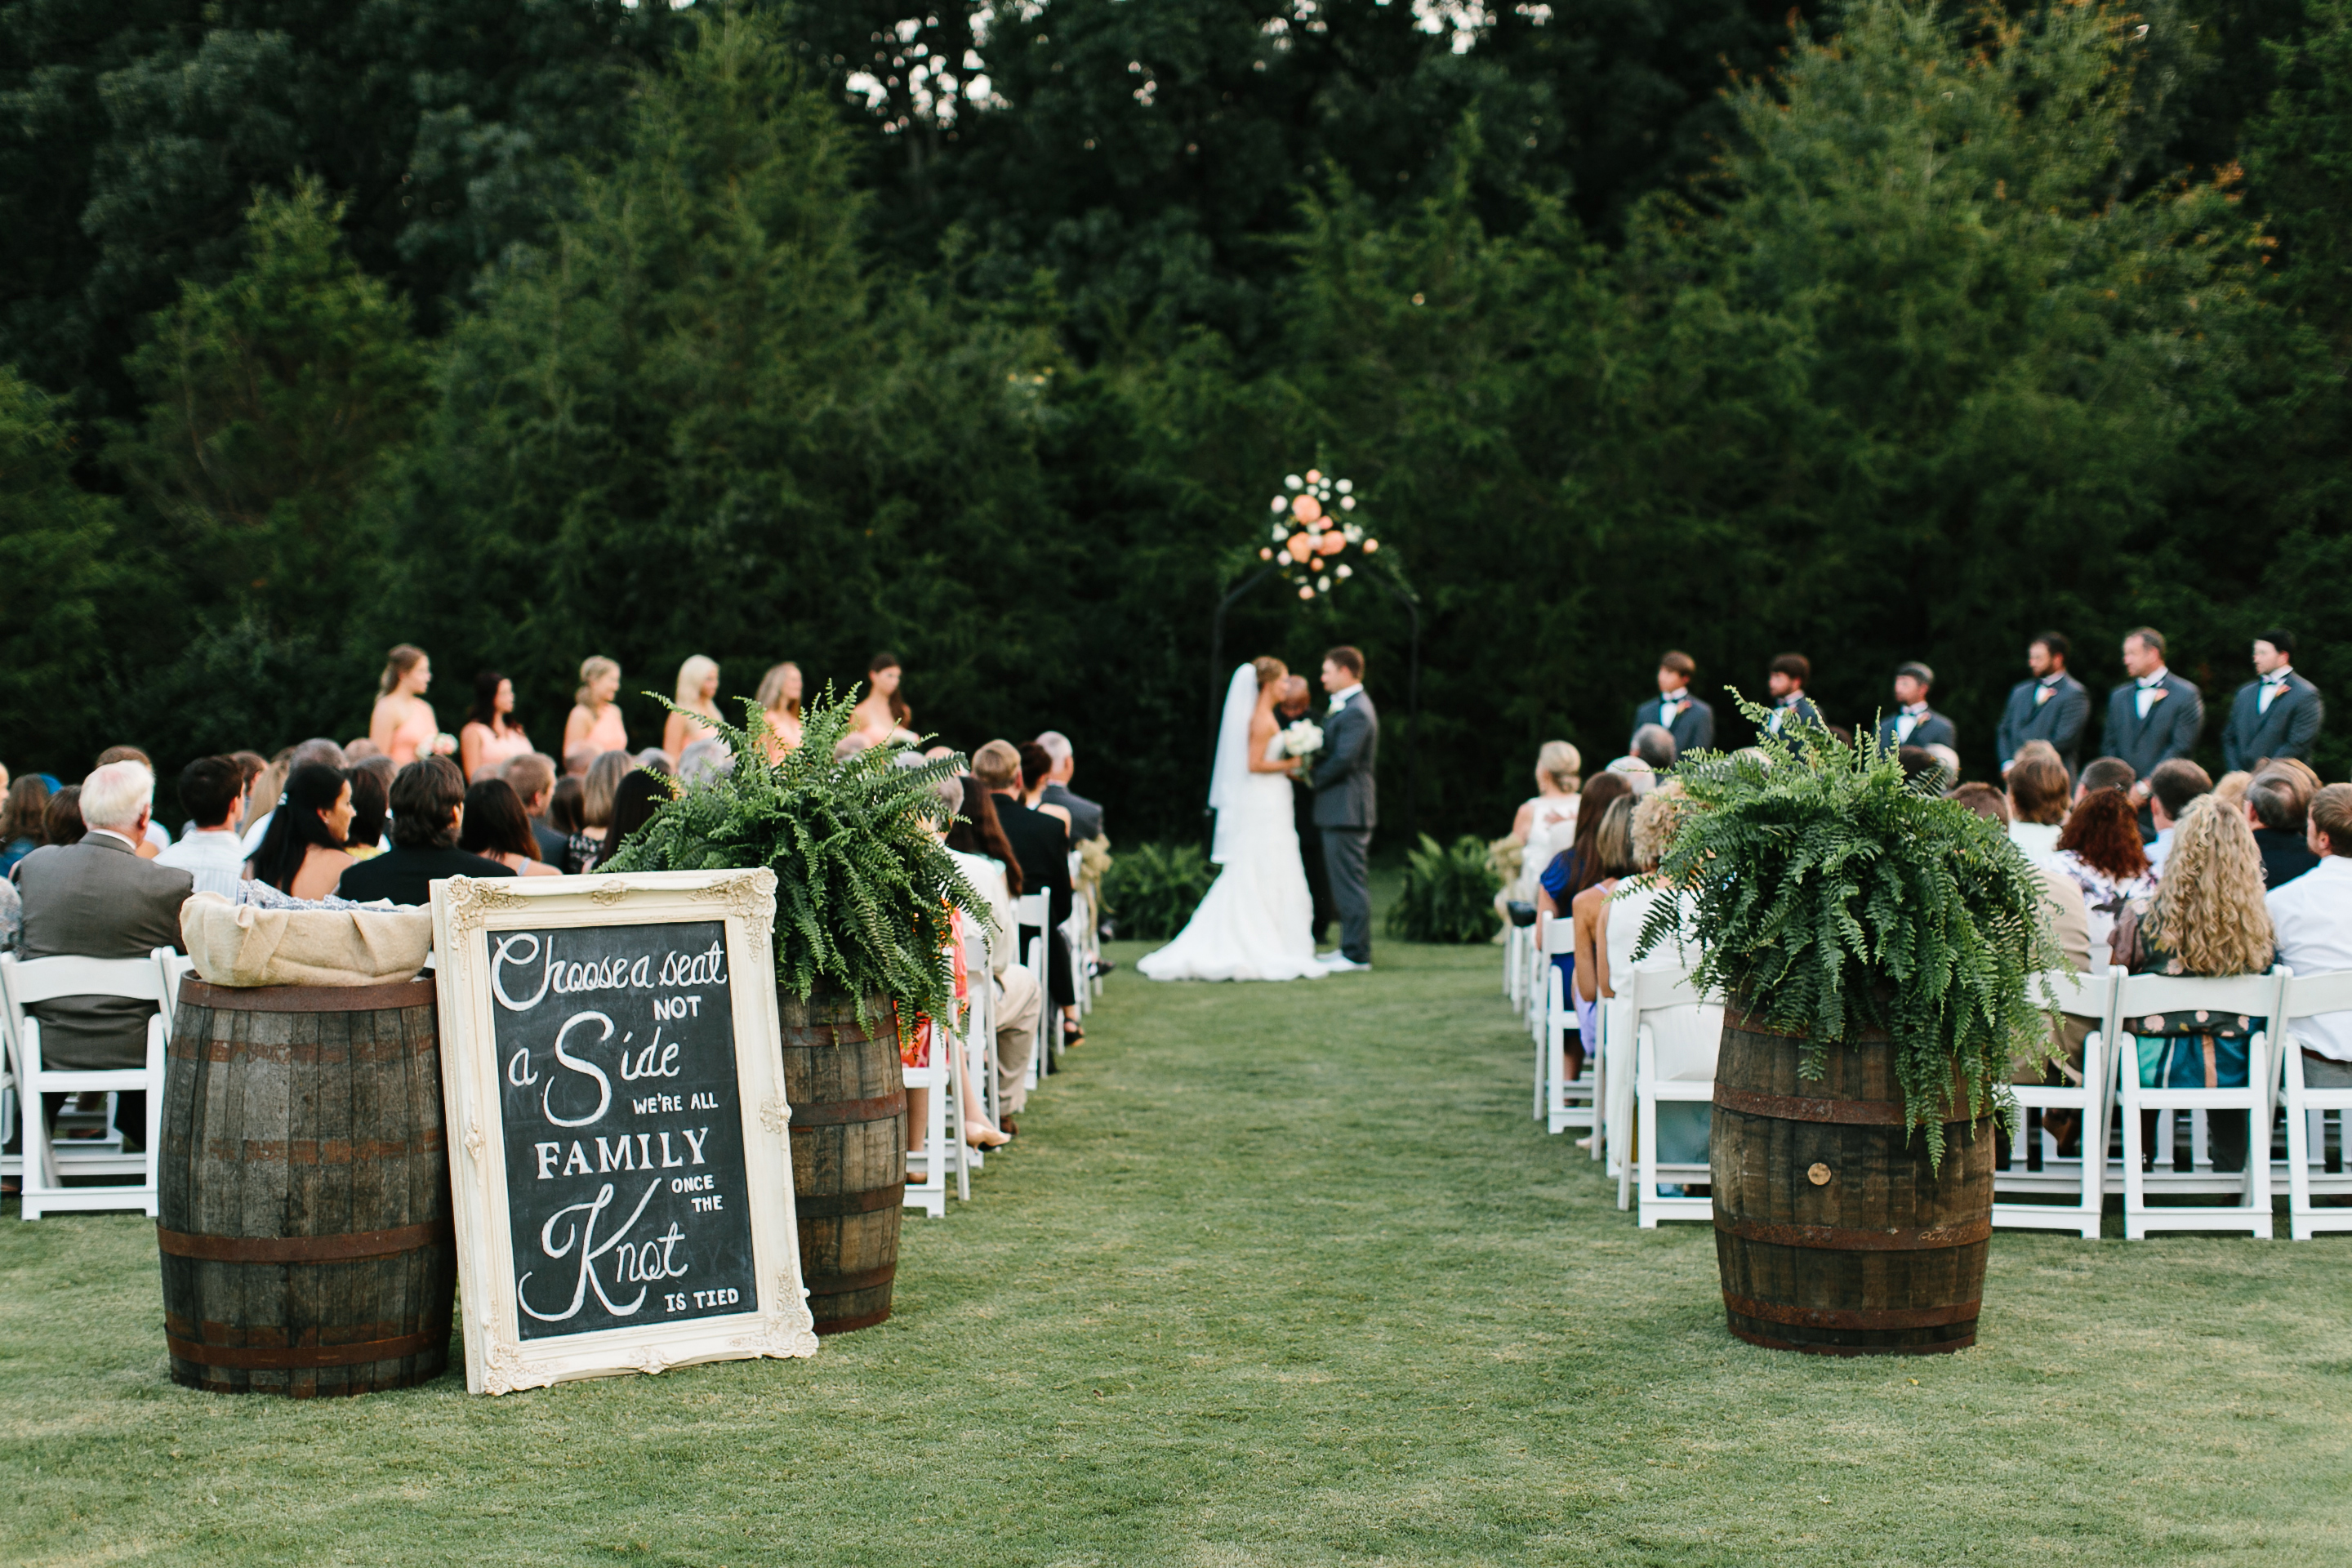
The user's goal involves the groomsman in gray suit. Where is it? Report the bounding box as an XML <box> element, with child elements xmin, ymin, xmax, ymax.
<box><xmin>2222</xmin><ymin>629</ymin><xmax>2324</xmax><ymax>773</ymax></box>
<box><xmin>1630</xmin><ymin>650</ymin><xmax>1715</xmax><ymax>755</ymax></box>
<box><xmin>2105</xmin><ymin>626</ymin><xmax>2204</xmax><ymax>836</ymax></box>
<box><xmin>1873</xmin><ymin>662</ymin><xmax>1958</xmax><ymax>752</ymax></box>
<box><xmin>1311</xmin><ymin>645</ymin><xmax>1379</xmax><ymax>971</ymax></box>
<box><xmin>1997</xmin><ymin>631</ymin><xmax>2092</xmax><ymax>777</ymax></box>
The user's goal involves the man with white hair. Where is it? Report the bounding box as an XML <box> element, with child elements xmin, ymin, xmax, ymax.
<box><xmin>1031</xmin><ymin>731</ymin><xmax>1103</xmax><ymax>842</ymax></box>
<box><xmin>10</xmin><ymin>760</ymin><xmax>196</xmax><ymax>1151</ymax></box>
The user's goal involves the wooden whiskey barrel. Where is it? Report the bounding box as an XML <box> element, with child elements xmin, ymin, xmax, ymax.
<box><xmin>777</xmin><ymin>986</ymin><xmax>903</xmax><ymax>1334</ymax></box>
<box><xmin>1710</xmin><ymin>1010</ymin><xmax>1995</xmax><ymax>1356</ymax></box>
<box><xmin>158</xmin><ymin>977</ymin><xmax>455</xmax><ymax>1396</ymax></box>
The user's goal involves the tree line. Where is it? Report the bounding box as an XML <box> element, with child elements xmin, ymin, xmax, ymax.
<box><xmin>4</xmin><ymin>0</ymin><xmax>2350</xmax><ymax>840</ymax></box>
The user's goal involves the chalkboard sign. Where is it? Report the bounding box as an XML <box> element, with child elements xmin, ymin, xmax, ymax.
<box><xmin>432</xmin><ymin>871</ymin><xmax>816</xmax><ymax>1394</ymax></box>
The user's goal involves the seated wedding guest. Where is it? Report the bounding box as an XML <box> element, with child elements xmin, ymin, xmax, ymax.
<box><xmin>2005</xmin><ymin>744</ymin><xmax>2071</xmax><ymax>867</ymax></box>
<box><xmin>911</xmin><ymin>772</ymin><xmax>1013</xmax><ymax>1151</ymax></box>
<box><xmin>1605</xmin><ymin>754</ymin><xmax>1657</xmax><ymax>796</ymax></box>
<box><xmin>943</xmin><ymin>778</ymin><xmax>1045</xmax><ymax>1134</ymax></box>
<box><xmin>834</xmin><ymin>732</ymin><xmax>873</xmax><ymax>763</ymax></box>
<box><xmin>501</xmin><ymin>752</ymin><xmax>567</xmax><ymax>863</ymax></box>
<box><xmin>2074</xmin><ymin>755</ymin><xmax>2136</xmax><ymax>804</ymax></box>
<box><xmin>239</xmin><ymin>738</ymin><xmax>347</xmax><ymax>856</ymax></box>
<box><xmin>1570</xmin><ymin>795</ymin><xmax>1642</xmax><ymax>1039</ymax></box>
<box><xmin>2109</xmin><ymin>795</ymin><xmax>2274</xmax><ymax>1173</ymax></box>
<box><xmin>0</xmin><ymin>871</ymin><xmax>17</xmax><ymax>954</ymax></box>
<box><xmin>850</xmin><ymin>652</ymin><xmax>914</xmax><ymax>746</ymax></box>
<box><xmin>12</xmin><ymin>760</ymin><xmax>194</xmax><ymax>1149</ymax></box>
<box><xmin>459</xmin><ymin>778</ymin><xmax>561</xmax><ymax>877</ymax></box>
<box><xmin>635</xmin><ymin>747</ymin><xmax>675</xmax><ymax>775</ymax></box>
<box><xmin>974</xmin><ymin>739</ymin><xmax>1079</xmax><ymax>1043</ymax></box>
<box><xmin>1505</xmin><ymin>741</ymin><xmax>1582</xmax><ymax>911</ymax></box>
<box><xmin>42</xmin><ymin>786</ymin><xmax>85</xmax><ymax>847</ymax></box>
<box><xmin>2223</xmin><ymin>629</ymin><xmax>2323</xmax><ymax>774</ymax></box>
<box><xmin>564</xmin><ymin>655</ymin><xmax>629</xmax><ymax>757</ymax></box>
<box><xmin>460</xmin><ymin>670</ymin><xmax>532</xmax><ymax>778</ymax></box>
<box><xmin>2271</xmin><ymin>755</ymin><xmax>2324</xmax><ymax>796</ymax></box>
<box><xmin>2145</xmin><ymin>757</ymin><xmax>2213</xmax><ymax>876</ymax></box>
<box><xmin>1033</xmin><ymin>731</ymin><xmax>1104</xmax><ymax>841</ymax></box>
<box><xmin>1537</xmin><ymin>771</ymin><xmax>1633</xmax><ymax>924</ymax></box>
<box><xmin>370</xmin><ymin>645</ymin><xmax>452</xmax><ymax>768</ymax></box>
<box><xmin>678</xmin><ymin>737</ymin><xmax>733</xmax><ymax>789</ymax></box>
<box><xmin>336</xmin><ymin>756</ymin><xmax>517</xmax><ymax>905</ymax></box>
<box><xmin>1019</xmin><ymin>742</ymin><xmax>1072</xmax><ymax>834</ymax></box>
<box><xmin>565</xmin><ymin>750</ymin><xmax>631</xmax><ymax>873</ymax></box>
<box><xmin>1600</xmin><ymin>786</ymin><xmax>1715</xmax><ymax>1174</ymax></box>
<box><xmin>563</xmin><ymin>745</ymin><xmax>598</xmax><ymax>778</ymax></box>
<box><xmin>2244</xmin><ymin>768</ymin><xmax>2320</xmax><ymax>889</ymax></box>
<box><xmin>1897</xmin><ymin>746</ymin><xmax>1945</xmax><ymax>789</ymax></box>
<box><xmin>154</xmin><ymin>756</ymin><xmax>248</xmax><ymax>898</ymax></box>
<box><xmin>2052</xmin><ymin>786</ymin><xmax>2155</xmax><ymax>957</ymax></box>
<box><xmin>0</xmin><ymin>773</ymin><xmax>51</xmax><ymax>875</ymax></box>
<box><xmin>548</xmin><ymin>773</ymin><xmax>586</xmax><ymax>849</ymax></box>
<box><xmin>344</xmin><ymin>737</ymin><xmax>382</xmax><ymax>762</ymax></box>
<box><xmin>1632</xmin><ymin>650</ymin><xmax>1714</xmax><ymax>755</ymax></box>
<box><xmin>246</xmin><ymin>763</ymin><xmax>358</xmax><ymax>900</ymax></box>
<box><xmin>1874</xmin><ymin>662</ymin><xmax>1956</xmax><ymax>752</ymax></box>
<box><xmin>94</xmin><ymin>746</ymin><xmax>172</xmax><ymax>853</ymax></box>
<box><xmin>599</xmin><ymin>771</ymin><xmax>674</xmax><ymax>864</ymax></box>
<box><xmin>1628</xmin><ymin>724</ymin><xmax>1677</xmax><ymax>773</ymax></box>
<box><xmin>664</xmin><ymin>654</ymin><xmax>723</xmax><ymax>760</ymax></box>
<box><xmin>754</xmin><ymin>661</ymin><xmax>806</xmax><ymax>758</ymax></box>
<box><xmin>2211</xmin><ymin>770</ymin><xmax>2253</xmax><ymax>813</ymax></box>
<box><xmin>343</xmin><ymin>758</ymin><xmax>393</xmax><ymax>860</ymax></box>
<box><xmin>2269</xmin><ymin>783</ymin><xmax>2352</xmax><ymax>1090</ymax></box>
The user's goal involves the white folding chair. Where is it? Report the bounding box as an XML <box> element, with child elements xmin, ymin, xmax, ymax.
<box><xmin>902</xmin><ymin>1032</ymin><xmax>951</xmax><ymax>1218</ymax></box>
<box><xmin>2276</xmin><ymin>968</ymin><xmax>2352</xmax><ymax>1240</ymax></box>
<box><xmin>1993</xmin><ymin>969</ymin><xmax>2116</xmax><ymax>1240</ymax></box>
<box><xmin>1535</xmin><ymin>918</ymin><xmax>1597</xmax><ymax>1137</ymax></box>
<box><xmin>2111</xmin><ymin>968</ymin><xmax>2287</xmax><ymax>1239</ymax></box>
<box><xmin>961</xmin><ymin>923</ymin><xmax>1000</xmax><ymax>1142</ymax></box>
<box><xmin>1</xmin><ymin>951</ymin><xmax>171</xmax><ymax>1218</ymax></box>
<box><xmin>1626</xmin><ymin>968</ymin><xmax>1720</xmax><ymax>1226</ymax></box>
<box><xmin>1067</xmin><ymin>850</ymin><xmax>1098</xmax><ymax>1013</ymax></box>
<box><xmin>1013</xmin><ymin>891</ymin><xmax>1053</xmax><ymax>1087</ymax></box>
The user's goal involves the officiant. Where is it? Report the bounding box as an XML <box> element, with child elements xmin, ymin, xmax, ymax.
<box><xmin>1275</xmin><ymin>675</ymin><xmax>1336</xmax><ymax>945</ymax></box>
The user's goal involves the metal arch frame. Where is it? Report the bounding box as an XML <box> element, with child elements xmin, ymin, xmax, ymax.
<box><xmin>1205</xmin><ymin>564</ymin><xmax>1420</xmax><ymax>849</ymax></box>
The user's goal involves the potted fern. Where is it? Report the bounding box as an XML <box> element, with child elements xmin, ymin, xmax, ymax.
<box><xmin>1639</xmin><ymin>700</ymin><xmax>2058</xmax><ymax>1356</ymax></box>
<box><xmin>604</xmin><ymin>689</ymin><xmax>980</xmax><ymax>1334</ymax></box>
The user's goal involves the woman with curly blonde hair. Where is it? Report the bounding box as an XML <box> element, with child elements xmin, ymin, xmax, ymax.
<box><xmin>2112</xmin><ymin>794</ymin><xmax>2275</xmax><ymax>1172</ymax></box>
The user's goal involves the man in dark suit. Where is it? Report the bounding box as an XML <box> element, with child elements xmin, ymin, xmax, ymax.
<box><xmin>2105</xmin><ymin>625</ymin><xmax>2204</xmax><ymax>780</ymax></box>
<box><xmin>1873</xmin><ymin>662</ymin><xmax>1957</xmax><ymax>754</ymax></box>
<box><xmin>1631</xmin><ymin>650</ymin><xmax>1714</xmax><ymax>756</ymax></box>
<box><xmin>1310</xmin><ymin>645</ymin><xmax>1379</xmax><ymax>971</ymax></box>
<box><xmin>2222</xmin><ymin>628</ymin><xmax>2324</xmax><ymax>774</ymax></box>
<box><xmin>1997</xmin><ymin>630</ymin><xmax>2093</xmax><ymax>777</ymax></box>
<box><xmin>1031</xmin><ymin>731</ymin><xmax>1104</xmax><ymax>842</ymax></box>
<box><xmin>334</xmin><ymin>757</ymin><xmax>516</xmax><ymax>906</ymax></box>
<box><xmin>1276</xmin><ymin>676</ymin><xmax>1337</xmax><ymax>945</ymax></box>
<box><xmin>1762</xmin><ymin>653</ymin><xmax>1826</xmax><ymax>742</ymax></box>
<box><xmin>2244</xmin><ymin>769</ymin><xmax>2321</xmax><ymax>889</ymax></box>
<box><xmin>973</xmin><ymin>740</ymin><xmax>1076</xmax><ymax>1030</ymax></box>
<box><xmin>11</xmin><ymin>760</ymin><xmax>194</xmax><ymax>1149</ymax></box>
<box><xmin>502</xmin><ymin>752</ymin><xmax>568</xmax><ymax>866</ymax></box>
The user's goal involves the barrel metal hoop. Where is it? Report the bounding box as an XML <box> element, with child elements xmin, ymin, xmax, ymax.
<box><xmin>1713</xmin><ymin>1084</ymin><xmax>1984</xmax><ymax>1126</ymax></box>
<box><xmin>1713</xmin><ymin>1213</ymin><xmax>1993</xmax><ymax>1250</ymax></box>
<box><xmin>812</xmin><ymin>1307</ymin><xmax>893</xmax><ymax>1336</ymax></box>
<box><xmin>795</xmin><ymin>1182</ymin><xmax>906</xmax><ymax>1218</ymax></box>
<box><xmin>177</xmin><ymin>978</ymin><xmax>439</xmax><ymax>1013</ymax></box>
<box><xmin>1722</xmin><ymin>1290</ymin><xmax>1982</xmax><ymax>1331</ymax></box>
<box><xmin>790</xmin><ymin>1092</ymin><xmax>906</xmax><ymax>1128</ymax></box>
<box><xmin>167</xmin><ymin>1328</ymin><xmax>443</xmax><ymax>1370</ymax></box>
<box><xmin>804</xmin><ymin>1261</ymin><xmax>898</xmax><ymax>1295</ymax></box>
<box><xmin>158</xmin><ymin>1217</ymin><xmax>452</xmax><ymax>1264</ymax></box>
<box><xmin>1725</xmin><ymin>1321</ymin><xmax>1976</xmax><ymax>1357</ymax></box>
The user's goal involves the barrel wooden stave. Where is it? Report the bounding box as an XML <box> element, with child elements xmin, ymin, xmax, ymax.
<box><xmin>160</xmin><ymin>979</ymin><xmax>455</xmax><ymax>1396</ymax></box>
<box><xmin>777</xmin><ymin>988</ymin><xmax>904</xmax><ymax>1334</ymax></box>
<box><xmin>1711</xmin><ymin>1014</ymin><xmax>1994</xmax><ymax>1356</ymax></box>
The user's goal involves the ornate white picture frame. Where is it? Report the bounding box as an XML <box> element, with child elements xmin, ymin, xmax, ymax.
<box><xmin>431</xmin><ymin>868</ymin><xmax>817</xmax><ymax>1395</ymax></box>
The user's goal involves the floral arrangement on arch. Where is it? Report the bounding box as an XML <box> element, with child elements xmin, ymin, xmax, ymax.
<box><xmin>1259</xmin><ymin>469</ymin><xmax>1379</xmax><ymax>600</ymax></box>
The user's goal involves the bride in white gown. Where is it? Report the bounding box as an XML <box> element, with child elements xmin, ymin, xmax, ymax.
<box><xmin>1138</xmin><ymin>657</ymin><xmax>1326</xmax><ymax>982</ymax></box>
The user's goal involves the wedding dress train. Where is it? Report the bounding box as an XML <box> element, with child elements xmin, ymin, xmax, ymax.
<box><xmin>1136</xmin><ymin>667</ymin><xmax>1325</xmax><ymax>983</ymax></box>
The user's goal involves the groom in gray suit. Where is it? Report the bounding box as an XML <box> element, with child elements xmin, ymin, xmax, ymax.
<box><xmin>1310</xmin><ymin>645</ymin><xmax>1379</xmax><ymax>971</ymax></box>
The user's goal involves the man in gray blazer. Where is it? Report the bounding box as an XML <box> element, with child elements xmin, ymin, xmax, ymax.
<box><xmin>1997</xmin><ymin>630</ymin><xmax>2093</xmax><ymax>777</ymax></box>
<box><xmin>11</xmin><ymin>760</ymin><xmax>194</xmax><ymax>1149</ymax></box>
<box><xmin>2105</xmin><ymin>627</ymin><xmax>2204</xmax><ymax>838</ymax></box>
<box><xmin>1032</xmin><ymin>731</ymin><xmax>1105</xmax><ymax>842</ymax></box>
<box><xmin>2222</xmin><ymin>629</ymin><xmax>2324</xmax><ymax>774</ymax></box>
<box><xmin>1310</xmin><ymin>645</ymin><xmax>1379</xmax><ymax>970</ymax></box>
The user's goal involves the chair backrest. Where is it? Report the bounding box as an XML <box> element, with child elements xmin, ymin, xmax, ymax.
<box><xmin>1623</xmin><ymin>964</ymin><xmax>1704</xmax><ymax>1014</ymax></box>
<box><xmin>154</xmin><ymin>948</ymin><xmax>197</xmax><ymax>1042</ymax></box>
<box><xmin>1012</xmin><ymin>892</ymin><xmax>1050</xmax><ymax>931</ymax></box>
<box><xmin>1540</xmin><ymin>915</ymin><xmax>1575</xmax><ymax>957</ymax></box>
<box><xmin>2111</xmin><ymin>968</ymin><xmax>2284</xmax><ymax>1028</ymax></box>
<box><xmin>2029</xmin><ymin>968</ymin><xmax>2111</xmax><ymax>1018</ymax></box>
<box><xmin>0</xmin><ymin>952</ymin><xmax>167</xmax><ymax>1011</ymax></box>
<box><xmin>2282</xmin><ymin>968</ymin><xmax>2352</xmax><ymax>1021</ymax></box>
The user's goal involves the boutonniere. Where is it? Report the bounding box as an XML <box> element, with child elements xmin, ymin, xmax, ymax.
<box><xmin>2146</xmin><ymin>688</ymin><xmax>2168</xmax><ymax>703</ymax></box>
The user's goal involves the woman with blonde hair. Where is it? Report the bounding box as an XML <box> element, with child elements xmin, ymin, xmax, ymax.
<box><xmin>662</xmin><ymin>655</ymin><xmax>723</xmax><ymax>761</ymax></box>
<box><xmin>564</xmin><ymin>656</ymin><xmax>629</xmax><ymax>757</ymax></box>
<box><xmin>2111</xmin><ymin>795</ymin><xmax>2276</xmax><ymax>1173</ymax></box>
<box><xmin>1508</xmin><ymin>740</ymin><xmax>1582</xmax><ymax>900</ymax></box>
<box><xmin>563</xmin><ymin>748</ymin><xmax>635</xmax><ymax>874</ymax></box>
<box><xmin>370</xmin><ymin>645</ymin><xmax>453</xmax><ymax>767</ymax></box>
<box><xmin>755</xmin><ymin>662</ymin><xmax>804</xmax><ymax>759</ymax></box>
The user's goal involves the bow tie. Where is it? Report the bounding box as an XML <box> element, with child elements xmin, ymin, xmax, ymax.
<box><xmin>2265</xmin><ymin>675</ymin><xmax>2290</xmax><ymax>688</ymax></box>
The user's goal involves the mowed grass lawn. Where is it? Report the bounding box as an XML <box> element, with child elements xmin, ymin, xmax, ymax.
<box><xmin>7</xmin><ymin>920</ymin><xmax>2352</xmax><ymax>1564</ymax></box>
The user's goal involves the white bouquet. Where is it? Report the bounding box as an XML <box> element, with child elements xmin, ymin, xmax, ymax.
<box><xmin>1279</xmin><ymin>719</ymin><xmax>1324</xmax><ymax>778</ymax></box>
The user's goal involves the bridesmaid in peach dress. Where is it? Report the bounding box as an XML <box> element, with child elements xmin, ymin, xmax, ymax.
<box><xmin>564</xmin><ymin>655</ymin><xmax>630</xmax><ymax>757</ymax></box>
<box><xmin>755</xmin><ymin>661</ymin><xmax>804</xmax><ymax>760</ymax></box>
<box><xmin>368</xmin><ymin>646</ymin><xmax>452</xmax><ymax>766</ymax></box>
<box><xmin>459</xmin><ymin>670</ymin><xmax>533</xmax><ymax>777</ymax></box>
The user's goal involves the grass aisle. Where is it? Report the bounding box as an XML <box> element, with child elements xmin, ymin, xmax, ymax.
<box><xmin>6</xmin><ymin>937</ymin><xmax>2351</xmax><ymax>1565</ymax></box>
